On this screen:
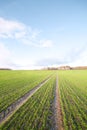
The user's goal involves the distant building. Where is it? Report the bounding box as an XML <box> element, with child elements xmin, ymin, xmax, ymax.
<box><xmin>42</xmin><ymin>66</ymin><xmax>87</xmax><ymax>70</ymax></box>
<box><xmin>58</xmin><ymin>66</ymin><xmax>71</xmax><ymax>70</ymax></box>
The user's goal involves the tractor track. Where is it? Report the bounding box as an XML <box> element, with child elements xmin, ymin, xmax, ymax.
<box><xmin>0</xmin><ymin>75</ymin><xmax>52</xmax><ymax>126</ymax></box>
<box><xmin>54</xmin><ymin>75</ymin><xmax>64</xmax><ymax>130</ymax></box>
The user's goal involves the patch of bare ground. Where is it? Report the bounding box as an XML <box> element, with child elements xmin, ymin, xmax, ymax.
<box><xmin>54</xmin><ymin>75</ymin><xmax>64</xmax><ymax>130</ymax></box>
<box><xmin>0</xmin><ymin>76</ymin><xmax>51</xmax><ymax>126</ymax></box>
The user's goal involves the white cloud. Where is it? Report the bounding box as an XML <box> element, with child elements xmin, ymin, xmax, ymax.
<box><xmin>0</xmin><ymin>17</ymin><xmax>54</xmax><ymax>48</ymax></box>
<box><xmin>40</xmin><ymin>40</ymin><xmax>53</xmax><ymax>47</ymax></box>
<box><xmin>0</xmin><ymin>17</ymin><xmax>25</xmax><ymax>38</ymax></box>
<box><xmin>15</xmin><ymin>31</ymin><xmax>26</xmax><ymax>39</ymax></box>
<box><xmin>22</xmin><ymin>38</ymin><xmax>53</xmax><ymax>48</ymax></box>
<box><xmin>0</xmin><ymin>43</ymin><xmax>12</xmax><ymax>68</ymax></box>
<box><xmin>70</xmin><ymin>48</ymin><xmax>87</xmax><ymax>66</ymax></box>
<box><xmin>36</xmin><ymin>44</ymin><xmax>87</xmax><ymax>67</ymax></box>
<box><xmin>0</xmin><ymin>43</ymin><xmax>10</xmax><ymax>60</ymax></box>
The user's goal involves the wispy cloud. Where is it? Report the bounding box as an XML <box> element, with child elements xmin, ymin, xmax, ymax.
<box><xmin>0</xmin><ymin>43</ymin><xmax>11</xmax><ymax>68</ymax></box>
<box><xmin>0</xmin><ymin>17</ymin><xmax>53</xmax><ymax>48</ymax></box>
<box><xmin>1</xmin><ymin>17</ymin><xmax>87</xmax><ymax>69</ymax></box>
<box><xmin>37</xmin><ymin>57</ymin><xmax>69</xmax><ymax>67</ymax></box>
<box><xmin>0</xmin><ymin>43</ymin><xmax>10</xmax><ymax>60</ymax></box>
<box><xmin>39</xmin><ymin>40</ymin><xmax>53</xmax><ymax>47</ymax></box>
<box><xmin>0</xmin><ymin>17</ymin><xmax>25</xmax><ymax>38</ymax></box>
<box><xmin>36</xmin><ymin>43</ymin><xmax>87</xmax><ymax>67</ymax></box>
<box><xmin>0</xmin><ymin>43</ymin><xmax>36</xmax><ymax>69</ymax></box>
<box><xmin>69</xmin><ymin>44</ymin><xmax>87</xmax><ymax>66</ymax></box>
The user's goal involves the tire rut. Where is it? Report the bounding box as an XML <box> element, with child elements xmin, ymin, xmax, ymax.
<box><xmin>54</xmin><ymin>75</ymin><xmax>64</xmax><ymax>130</ymax></box>
<box><xmin>0</xmin><ymin>76</ymin><xmax>52</xmax><ymax>126</ymax></box>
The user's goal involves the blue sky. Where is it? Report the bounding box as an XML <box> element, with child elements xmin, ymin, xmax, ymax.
<box><xmin>0</xmin><ymin>0</ymin><xmax>87</xmax><ymax>69</ymax></box>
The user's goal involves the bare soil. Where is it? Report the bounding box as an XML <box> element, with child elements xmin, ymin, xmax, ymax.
<box><xmin>54</xmin><ymin>75</ymin><xmax>64</xmax><ymax>130</ymax></box>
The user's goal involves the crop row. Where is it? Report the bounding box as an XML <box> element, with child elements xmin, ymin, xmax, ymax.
<box><xmin>0</xmin><ymin>76</ymin><xmax>56</xmax><ymax>130</ymax></box>
<box><xmin>0</xmin><ymin>70</ymin><xmax>53</xmax><ymax>112</ymax></box>
<box><xmin>58</xmin><ymin>70</ymin><xmax>87</xmax><ymax>130</ymax></box>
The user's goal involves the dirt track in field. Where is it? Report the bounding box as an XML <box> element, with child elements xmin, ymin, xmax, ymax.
<box><xmin>54</xmin><ymin>75</ymin><xmax>64</xmax><ymax>130</ymax></box>
<box><xmin>0</xmin><ymin>76</ymin><xmax>51</xmax><ymax>126</ymax></box>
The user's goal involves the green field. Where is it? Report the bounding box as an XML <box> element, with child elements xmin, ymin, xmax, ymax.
<box><xmin>0</xmin><ymin>70</ymin><xmax>53</xmax><ymax>112</ymax></box>
<box><xmin>0</xmin><ymin>70</ymin><xmax>87</xmax><ymax>130</ymax></box>
<box><xmin>58</xmin><ymin>70</ymin><xmax>87</xmax><ymax>130</ymax></box>
<box><xmin>1</xmin><ymin>76</ymin><xmax>55</xmax><ymax>130</ymax></box>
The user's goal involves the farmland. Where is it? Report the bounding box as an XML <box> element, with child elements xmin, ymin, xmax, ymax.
<box><xmin>58</xmin><ymin>70</ymin><xmax>87</xmax><ymax>130</ymax></box>
<box><xmin>1</xmin><ymin>76</ymin><xmax>56</xmax><ymax>130</ymax></box>
<box><xmin>0</xmin><ymin>70</ymin><xmax>53</xmax><ymax>113</ymax></box>
<box><xmin>0</xmin><ymin>70</ymin><xmax>87</xmax><ymax>130</ymax></box>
